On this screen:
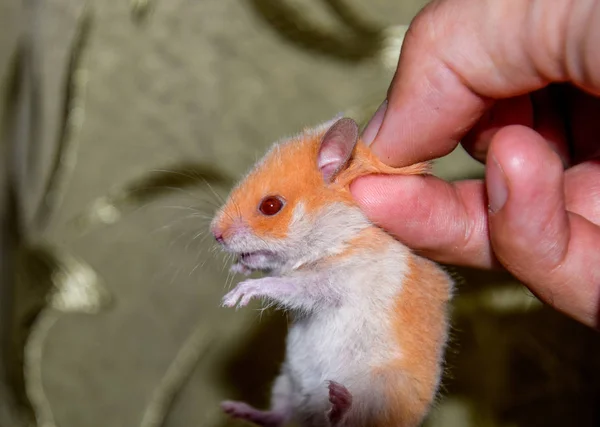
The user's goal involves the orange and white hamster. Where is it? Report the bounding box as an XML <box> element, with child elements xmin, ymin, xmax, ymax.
<box><xmin>210</xmin><ymin>117</ymin><xmax>453</xmax><ymax>427</ymax></box>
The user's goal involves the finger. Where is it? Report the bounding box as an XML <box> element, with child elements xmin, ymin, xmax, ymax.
<box><xmin>367</xmin><ymin>0</ymin><xmax>600</xmax><ymax>167</ymax></box>
<box><xmin>349</xmin><ymin>151</ymin><xmax>600</xmax><ymax>271</ymax></box>
<box><xmin>350</xmin><ymin>175</ymin><xmax>494</xmax><ymax>268</ymax></box>
<box><xmin>487</xmin><ymin>125</ymin><xmax>600</xmax><ymax>328</ymax></box>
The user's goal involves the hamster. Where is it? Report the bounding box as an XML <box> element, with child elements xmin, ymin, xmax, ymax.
<box><xmin>210</xmin><ymin>117</ymin><xmax>453</xmax><ymax>427</ymax></box>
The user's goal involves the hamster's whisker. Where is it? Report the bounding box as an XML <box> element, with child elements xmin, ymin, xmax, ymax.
<box><xmin>158</xmin><ymin>206</ymin><xmax>215</xmax><ymax>221</ymax></box>
<box><xmin>188</xmin><ymin>259</ymin><xmax>207</xmax><ymax>277</ymax></box>
<box><xmin>200</xmin><ymin>177</ymin><xmax>226</xmax><ymax>205</ymax></box>
<box><xmin>150</xmin><ymin>214</ymin><xmax>206</xmax><ymax>234</ymax></box>
<box><xmin>166</xmin><ymin>229</ymin><xmax>196</xmax><ymax>252</ymax></box>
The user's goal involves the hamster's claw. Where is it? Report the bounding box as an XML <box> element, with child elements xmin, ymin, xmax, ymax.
<box><xmin>221</xmin><ymin>280</ymin><xmax>261</xmax><ymax>309</ymax></box>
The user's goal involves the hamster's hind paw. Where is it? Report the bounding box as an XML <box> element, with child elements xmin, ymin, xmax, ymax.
<box><xmin>326</xmin><ymin>381</ymin><xmax>352</xmax><ymax>426</ymax></box>
<box><xmin>221</xmin><ymin>401</ymin><xmax>285</xmax><ymax>427</ymax></box>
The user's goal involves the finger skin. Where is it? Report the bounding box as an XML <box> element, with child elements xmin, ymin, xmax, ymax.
<box><xmin>350</xmin><ymin>156</ymin><xmax>600</xmax><ymax>271</ymax></box>
<box><xmin>351</xmin><ymin>175</ymin><xmax>494</xmax><ymax>267</ymax></box>
<box><xmin>487</xmin><ymin>126</ymin><xmax>600</xmax><ymax>328</ymax></box>
<box><xmin>370</xmin><ymin>0</ymin><xmax>600</xmax><ymax>167</ymax></box>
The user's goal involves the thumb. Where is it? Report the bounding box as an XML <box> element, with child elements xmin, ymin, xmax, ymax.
<box><xmin>486</xmin><ymin>125</ymin><xmax>600</xmax><ymax>328</ymax></box>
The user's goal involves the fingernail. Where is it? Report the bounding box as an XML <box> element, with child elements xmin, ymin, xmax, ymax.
<box><xmin>362</xmin><ymin>99</ymin><xmax>388</xmax><ymax>146</ymax></box>
<box><xmin>486</xmin><ymin>155</ymin><xmax>508</xmax><ymax>213</ymax></box>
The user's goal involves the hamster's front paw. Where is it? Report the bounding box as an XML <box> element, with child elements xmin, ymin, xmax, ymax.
<box><xmin>222</xmin><ymin>279</ymin><xmax>262</xmax><ymax>308</ymax></box>
<box><xmin>222</xmin><ymin>277</ymin><xmax>296</xmax><ymax>309</ymax></box>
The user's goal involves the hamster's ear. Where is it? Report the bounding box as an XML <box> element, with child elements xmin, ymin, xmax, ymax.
<box><xmin>317</xmin><ymin>117</ymin><xmax>359</xmax><ymax>182</ymax></box>
<box><xmin>313</xmin><ymin>112</ymin><xmax>345</xmax><ymax>134</ymax></box>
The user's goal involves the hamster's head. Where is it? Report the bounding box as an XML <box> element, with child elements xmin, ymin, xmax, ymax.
<box><xmin>210</xmin><ymin>117</ymin><xmax>372</xmax><ymax>273</ymax></box>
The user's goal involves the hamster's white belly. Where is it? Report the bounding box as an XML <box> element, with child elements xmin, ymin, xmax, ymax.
<box><xmin>282</xmin><ymin>243</ymin><xmax>410</xmax><ymax>424</ymax></box>
<box><xmin>284</xmin><ymin>302</ymin><xmax>398</xmax><ymax>424</ymax></box>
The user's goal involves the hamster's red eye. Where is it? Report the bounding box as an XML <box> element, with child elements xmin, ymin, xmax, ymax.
<box><xmin>259</xmin><ymin>196</ymin><xmax>284</xmax><ymax>216</ymax></box>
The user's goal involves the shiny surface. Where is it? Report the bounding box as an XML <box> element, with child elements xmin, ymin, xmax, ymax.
<box><xmin>259</xmin><ymin>196</ymin><xmax>284</xmax><ymax>216</ymax></box>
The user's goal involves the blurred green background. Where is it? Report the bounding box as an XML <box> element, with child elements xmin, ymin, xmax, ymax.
<box><xmin>0</xmin><ymin>1</ymin><xmax>598</xmax><ymax>426</ymax></box>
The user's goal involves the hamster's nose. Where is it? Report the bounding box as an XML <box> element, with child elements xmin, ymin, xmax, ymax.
<box><xmin>212</xmin><ymin>227</ymin><xmax>225</xmax><ymax>244</ymax></box>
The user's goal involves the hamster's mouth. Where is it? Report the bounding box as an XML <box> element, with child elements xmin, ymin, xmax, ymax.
<box><xmin>238</xmin><ymin>250</ymin><xmax>277</xmax><ymax>270</ymax></box>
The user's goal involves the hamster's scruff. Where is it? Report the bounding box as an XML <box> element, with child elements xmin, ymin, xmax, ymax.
<box><xmin>211</xmin><ymin>117</ymin><xmax>453</xmax><ymax>427</ymax></box>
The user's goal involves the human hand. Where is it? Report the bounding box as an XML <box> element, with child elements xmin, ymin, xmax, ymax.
<box><xmin>351</xmin><ymin>0</ymin><xmax>600</xmax><ymax>328</ymax></box>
